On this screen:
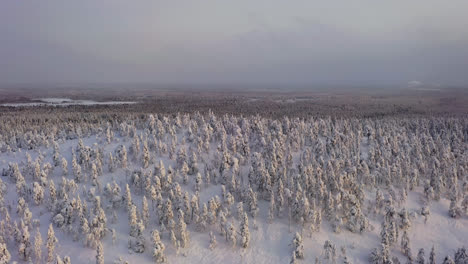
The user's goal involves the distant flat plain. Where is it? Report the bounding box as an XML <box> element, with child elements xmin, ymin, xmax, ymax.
<box><xmin>0</xmin><ymin>84</ymin><xmax>466</xmax><ymax>117</ymax></box>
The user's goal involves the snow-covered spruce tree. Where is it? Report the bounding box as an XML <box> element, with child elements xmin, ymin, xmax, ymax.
<box><xmin>195</xmin><ymin>172</ymin><xmax>203</xmax><ymax>192</ymax></box>
<box><xmin>119</xmin><ymin>145</ymin><xmax>128</xmax><ymax>169</ymax></box>
<box><xmin>128</xmin><ymin>204</ymin><xmax>139</xmax><ymax>237</ymax></box>
<box><xmin>96</xmin><ymin>241</ymin><xmax>104</xmax><ymax>264</ymax></box>
<box><xmin>209</xmin><ymin>231</ymin><xmax>217</xmax><ymax>250</ymax></box>
<box><xmin>18</xmin><ymin>221</ymin><xmax>31</xmax><ymax>261</ymax></box>
<box><xmin>462</xmin><ymin>195</ymin><xmax>468</xmax><ymax>215</ymax></box>
<box><xmin>195</xmin><ymin>203</ymin><xmax>208</xmax><ymax>232</ymax></box>
<box><xmin>207</xmin><ymin>197</ymin><xmax>218</xmax><ymax>226</ymax></box>
<box><xmin>142</xmin><ymin>141</ymin><xmax>150</xmax><ymax>169</ymax></box>
<box><xmin>401</xmin><ymin>230</ymin><xmax>413</xmax><ymax>261</ymax></box>
<box><xmin>189</xmin><ymin>151</ymin><xmax>199</xmax><ymax>175</ymax></box>
<box><xmin>124</xmin><ymin>184</ymin><xmax>132</xmax><ymax>212</ymax></box>
<box><xmin>91</xmin><ymin>163</ymin><xmax>99</xmax><ymax>187</ymax></box>
<box><xmin>429</xmin><ymin>246</ymin><xmax>436</xmax><ymax>264</ymax></box>
<box><xmin>181</xmin><ymin>162</ymin><xmax>189</xmax><ymax>185</ymax></box>
<box><xmin>106</xmin><ymin>125</ymin><xmax>113</xmax><ymax>144</ymax></box>
<box><xmin>177</xmin><ymin>213</ymin><xmax>189</xmax><ymax>248</ymax></box>
<box><xmin>61</xmin><ymin>158</ymin><xmax>68</xmax><ymax>176</ymax></box>
<box><xmin>142</xmin><ymin>196</ymin><xmax>150</xmax><ymax>227</ymax></box>
<box><xmin>33</xmin><ymin>182</ymin><xmax>44</xmax><ymax>206</ymax></box>
<box><xmin>323</xmin><ymin>240</ymin><xmax>337</xmax><ymax>263</ymax></box>
<box><xmin>0</xmin><ymin>241</ymin><xmax>11</xmax><ymax>264</ymax></box>
<box><xmin>130</xmin><ymin>135</ymin><xmax>140</xmax><ymax>161</ymax></box>
<box><xmin>15</xmin><ymin>165</ymin><xmax>27</xmax><ymax>197</ymax></box>
<box><xmin>379</xmin><ymin>222</ymin><xmax>391</xmax><ymax>264</ymax></box>
<box><xmin>170</xmin><ymin>229</ymin><xmax>178</xmax><ymax>251</ymax></box>
<box><xmin>416</xmin><ymin>248</ymin><xmax>425</xmax><ymax>264</ymax></box>
<box><xmin>72</xmin><ymin>156</ymin><xmax>82</xmax><ymax>183</ymax></box>
<box><xmin>108</xmin><ymin>152</ymin><xmax>115</xmax><ymax>173</ymax></box>
<box><xmin>226</xmin><ymin>222</ymin><xmax>236</xmax><ymax>247</ymax></box>
<box><xmin>421</xmin><ymin>206</ymin><xmax>430</xmax><ymax>224</ymax></box>
<box><xmin>449</xmin><ymin>198</ymin><xmax>462</xmax><ymax>218</ymax></box>
<box><xmin>161</xmin><ymin>198</ymin><xmax>174</xmax><ymax>227</ymax></box>
<box><xmin>33</xmin><ymin>161</ymin><xmax>41</xmax><ymax>182</ymax></box>
<box><xmin>23</xmin><ymin>207</ymin><xmax>33</xmax><ymax>229</ymax></box>
<box><xmin>128</xmin><ymin>204</ymin><xmax>145</xmax><ymax>253</ymax></box>
<box><xmin>399</xmin><ymin>208</ymin><xmax>411</xmax><ymax>231</ymax></box>
<box><xmin>292</xmin><ymin>232</ymin><xmax>304</xmax><ymax>259</ymax></box>
<box><xmin>33</xmin><ymin>228</ymin><xmax>42</xmax><ymax>264</ymax></box>
<box><xmin>290</xmin><ymin>252</ymin><xmax>297</xmax><ymax>264</ymax></box>
<box><xmin>219</xmin><ymin>210</ymin><xmax>227</xmax><ymax>237</ymax></box>
<box><xmin>151</xmin><ymin>229</ymin><xmax>166</xmax><ymax>263</ymax></box>
<box><xmin>47</xmin><ymin>180</ymin><xmax>57</xmax><ymax>210</ymax></box>
<box><xmin>46</xmin><ymin>224</ymin><xmax>58</xmax><ymax>263</ymax></box>
<box><xmin>454</xmin><ymin>247</ymin><xmax>468</xmax><ymax>264</ymax></box>
<box><xmin>237</xmin><ymin>201</ymin><xmax>244</xmax><ymax>220</ymax></box>
<box><xmin>190</xmin><ymin>193</ymin><xmax>200</xmax><ymax>224</ymax></box>
<box><xmin>240</xmin><ymin>212</ymin><xmax>250</xmax><ymax>248</ymax></box>
<box><xmin>63</xmin><ymin>255</ymin><xmax>72</xmax><ymax>264</ymax></box>
<box><xmin>53</xmin><ymin>144</ymin><xmax>61</xmax><ymax>166</ymax></box>
<box><xmin>442</xmin><ymin>256</ymin><xmax>455</xmax><ymax>264</ymax></box>
<box><xmin>268</xmin><ymin>193</ymin><xmax>275</xmax><ymax>224</ymax></box>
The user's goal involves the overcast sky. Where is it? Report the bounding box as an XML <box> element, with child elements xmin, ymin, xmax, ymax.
<box><xmin>1</xmin><ymin>0</ymin><xmax>468</xmax><ymax>86</ymax></box>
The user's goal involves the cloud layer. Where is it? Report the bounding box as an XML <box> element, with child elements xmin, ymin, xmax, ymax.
<box><xmin>1</xmin><ymin>0</ymin><xmax>468</xmax><ymax>86</ymax></box>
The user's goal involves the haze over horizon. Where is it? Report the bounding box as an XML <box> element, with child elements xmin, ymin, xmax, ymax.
<box><xmin>1</xmin><ymin>0</ymin><xmax>468</xmax><ymax>87</ymax></box>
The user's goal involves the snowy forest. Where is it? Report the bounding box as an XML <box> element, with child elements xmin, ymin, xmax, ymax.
<box><xmin>0</xmin><ymin>104</ymin><xmax>466</xmax><ymax>264</ymax></box>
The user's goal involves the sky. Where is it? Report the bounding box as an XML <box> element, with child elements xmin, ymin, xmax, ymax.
<box><xmin>1</xmin><ymin>0</ymin><xmax>468</xmax><ymax>86</ymax></box>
